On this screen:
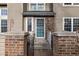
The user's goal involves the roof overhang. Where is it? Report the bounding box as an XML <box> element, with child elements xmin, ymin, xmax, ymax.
<box><xmin>0</xmin><ymin>4</ymin><xmax>7</xmax><ymax>6</ymax></box>
<box><xmin>23</xmin><ymin>11</ymin><xmax>55</xmax><ymax>17</ymax></box>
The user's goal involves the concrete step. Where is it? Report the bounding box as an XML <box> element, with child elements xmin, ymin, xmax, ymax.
<box><xmin>34</xmin><ymin>42</ymin><xmax>51</xmax><ymax>49</ymax></box>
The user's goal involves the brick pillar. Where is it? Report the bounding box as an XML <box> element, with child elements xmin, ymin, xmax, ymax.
<box><xmin>52</xmin><ymin>35</ymin><xmax>79</xmax><ymax>56</ymax></box>
<box><xmin>5</xmin><ymin>32</ymin><xmax>28</xmax><ymax>56</ymax></box>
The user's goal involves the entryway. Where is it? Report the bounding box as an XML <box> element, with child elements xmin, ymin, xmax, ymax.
<box><xmin>24</xmin><ymin>17</ymin><xmax>53</xmax><ymax>56</ymax></box>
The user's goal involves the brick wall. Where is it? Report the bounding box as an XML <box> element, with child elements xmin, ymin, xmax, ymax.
<box><xmin>52</xmin><ymin>33</ymin><xmax>79</xmax><ymax>56</ymax></box>
<box><xmin>5</xmin><ymin>32</ymin><xmax>28</xmax><ymax>56</ymax></box>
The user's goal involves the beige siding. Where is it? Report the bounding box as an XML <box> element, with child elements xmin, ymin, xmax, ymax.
<box><xmin>7</xmin><ymin>3</ymin><xmax>23</xmax><ymax>32</ymax></box>
<box><xmin>0</xmin><ymin>34</ymin><xmax>5</xmax><ymax>56</ymax></box>
<box><xmin>0</xmin><ymin>51</ymin><xmax>5</xmax><ymax>56</ymax></box>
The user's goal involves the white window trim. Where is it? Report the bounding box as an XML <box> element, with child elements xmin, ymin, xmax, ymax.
<box><xmin>71</xmin><ymin>18</ymin><xmax>73</xmax><ymax>32</ymax></box>
<box><xmin>63</xmin><ymin>17</ymin><xmax>79</xmax><ymax>32</ymax></box>
<box><xmin>35</xmin><ymin>17</ymin><xmax>45</xmax><ymax>38</ymax></box>
<box><xmin>29</xmin><ymin>3</ymin><xmax>45</xmax><ymax>11</ymax></box>
<box><xmin>0</xmin><ymin>19</ymin><xmax>7</xmax><ymax>33</ymax></box>
<box><xmin>25</xmin><ymin>17</ymin><xmax>33</xmax><ymax>32</ymax></box>
<box><xmin>63</xmin><ymin>3</ymin><xmax>79</xmax><ymax>6</ymax></box>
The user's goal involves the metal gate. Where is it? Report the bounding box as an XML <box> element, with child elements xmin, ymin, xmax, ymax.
<box><xmin>27</xmin><ymin>33</ymin><xmax>34</xmax><ymax>56</ymax></box>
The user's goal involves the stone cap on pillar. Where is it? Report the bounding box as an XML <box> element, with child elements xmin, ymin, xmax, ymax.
<box><xmin>4</xmin><ymin>31</ymin><xmax>29</xmax><ymax>39</ymax></box>
<box><xmin>52</xmin><ymin>32</ymin><xmax>79</xmax><ymax>36</ymax></box>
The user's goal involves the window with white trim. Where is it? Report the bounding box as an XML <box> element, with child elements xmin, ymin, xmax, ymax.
<box><xmin>73</xmin><ymin>18</ymin><xmax>79</xmax><ymax>31</ymax></box>
<box><xmin>0</xmin><ymin>7</ymin><xmax>7</xmax><ymax>33</ymax></box>
<box><xmin>1</xmin><ymin>19</ymin><xmax>7</xmax><ymax>32</ymax></box>
<box><xmin>64</xmin><ymin>3</ymin><xmax>79</xmax><ymax>6</ymax></box>
<box><xmin>29</xmin><ymin>3</ymin><xmax>45</xmax><ymax>11</ymax></box>
<box><xmin>25</xmin><ymin>17</ymin><xmax>33</xmax><ymax>32</ymax></box>
<box><xmin>1</xmin><ymin>8</ymin><xmax>7</xmax><ymax>15</ymax></box>
<box><xmin>64</xmin><ymin>17</ymin><xmax>79</xmax><ymax>32</ymax></box>
<box><xmin>64</xmin><ymin>18</ymin><xmax>72</xmax><ymax>31</ymax></box>
<box><xmin>27</xmin><ymin>18</ymin><xmax>32</xmax><ymax>31</ymax></box>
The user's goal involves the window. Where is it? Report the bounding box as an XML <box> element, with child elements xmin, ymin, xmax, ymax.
<box><xmin>1</xmin><ymin>20</ymin><xmax>7</xmax><ymax>32</ymax></box>
<box><xmin>73</xmin><ymin>18</ymin><xmax>79</xmax><ymax>31</ymax></box>
<box><xmin>64</xmin><ymin>18</ymin><xmax>71</xmax><ymax>31</ymax></box>
<box><xmin>30</xmin><ymin>4</ymin><xmax>36</xmax><ymax>11</ymax></box>
<box><xmin>30</xmin><ymin>3</ymin><xmax>45</xmax><ymax>11</ymax></box>
<box><xmin>25</xmin><ymin>18</ymin><xmax>33</xmax><ymax>32</ymax></box>
<box><xmin>38</xmin><ymin>3</ymin><xmax>44</xmax><ymax>11</ymax></box>
<box><xmin>27</xmin><ymin>18</ymin><xmax>32</xmax><ymax>31</ymax></box>
<box><xmin>36</xmin><ymin>18</ymin><xmax>44</xmax><ymax>37</ymax></box>
<box><xmin>64</xmin><ymin>3</ymin><xmax>72</xmax><ymax>6</ymax></box>
<box><xmin>64</xmin><ymin>17</ymin><xmax>79</xmax><ymax>32</ymax></box>
<box><xmin>64</xmin><ymin>3</ymin><xmax>79</xmax><ymax>6</ymax></box>
<box><xmin>1</xmin><ymin>8</ymin><xmax>7</xmax><ymax>15</ymax></box>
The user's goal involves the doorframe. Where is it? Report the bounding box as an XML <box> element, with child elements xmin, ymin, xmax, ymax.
<box><xmin>35</xmin><ymin>17</ymin><xmax>45</xmax><ymax>38</ymax></box>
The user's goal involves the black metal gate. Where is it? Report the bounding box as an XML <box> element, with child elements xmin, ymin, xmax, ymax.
<box><xmin>27</xmin><ymin>34</ymin><xmax>34</xmax><ymax>56</ymax></box>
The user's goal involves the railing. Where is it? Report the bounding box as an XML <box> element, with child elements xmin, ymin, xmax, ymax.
<box><xmin>27</xmin><ymin>32</ymin><xmax>35</xmax><ymax>56</ymax></box>
<box><xmin>47</xmin><ymin>31</ymin><xmax>52</xmax><ymax>49</ymax></box>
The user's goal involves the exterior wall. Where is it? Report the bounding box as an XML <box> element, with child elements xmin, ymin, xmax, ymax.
<box><xmin>53</xmin><ymin>3</ymin><xmax>79</xmax><ymax>32</ymax></box>
<box><xmin>7</xmin><ymin>3</ymin><xmax>23</xmax><ymax>32</ymax></box>
<box><xmin>45</xmin><ymin>17</ymin><xmax>54</xmax><ymax>32</ymax></box>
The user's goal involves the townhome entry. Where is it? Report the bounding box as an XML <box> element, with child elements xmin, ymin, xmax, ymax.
<box><xmin>24</xmin><ymin>17</ymin><xmax>53</xmax><ymax>56</ymax></box>
<box><xmin>24</xmin><ymin>17</ymin><xmax>45</xmax><ymax>39</ymax></box>
<box><xmin>24</xmin><ymin>17</ymin><xmax>45</xmax><ymax>55</ymax></box>
<box><xmin>23</xmin><ymin>3</ymin><xmax>55</xmax><ymax>56</ymax></box>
